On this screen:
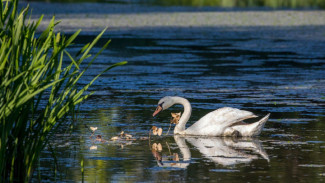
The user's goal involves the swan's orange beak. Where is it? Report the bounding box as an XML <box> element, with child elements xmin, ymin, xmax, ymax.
<box><xmin>153</xmin><ymin>106</ymin><xmax>162</xmax><ymax>117</ymax></box>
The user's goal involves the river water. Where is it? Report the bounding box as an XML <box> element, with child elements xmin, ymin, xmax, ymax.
<box><xmin>33</xmin><ymin>19</ymin><xmax>325</xmax><ymax>182</ymax></box>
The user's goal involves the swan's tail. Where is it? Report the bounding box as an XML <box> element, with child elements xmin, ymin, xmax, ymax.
<box><xmin>250</xmin><ymin>113</ymin><xmax>270</xmax><ymax>136</ymax></box>
<box><xmin>232</xmin><ymin>113</ymin><xmax>270</xmax><ymax>137</ymax></box>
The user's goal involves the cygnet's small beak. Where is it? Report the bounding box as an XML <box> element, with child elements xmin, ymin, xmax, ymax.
<box><xmin>153</xmin><ymin>106</ymin><xmax>162</xmax><ymax>117</ymax></box>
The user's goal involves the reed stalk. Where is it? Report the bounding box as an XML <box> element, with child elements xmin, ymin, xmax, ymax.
<box><xmin>0</xmin><ymin>0</ymin><xmax>126</xmax><ymax>182</ymax></box>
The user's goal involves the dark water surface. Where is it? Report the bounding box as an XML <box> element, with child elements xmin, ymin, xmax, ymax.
<box><xmin>35</xmin><ymin>25</ymin><xmax>325</xmax><ymax>182</ymax></box>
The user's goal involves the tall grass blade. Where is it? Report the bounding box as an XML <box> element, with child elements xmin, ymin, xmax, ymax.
<box><xmin>0</xmin><ymin>0</ymin><xmax>126</xmax><ymax>182</ymax></box>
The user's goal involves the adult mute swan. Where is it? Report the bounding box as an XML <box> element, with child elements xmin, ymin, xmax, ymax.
<box><xmin>153</xmin><ymin>96</ymin><xmax>270</xmax><ymax>137</ymax></box>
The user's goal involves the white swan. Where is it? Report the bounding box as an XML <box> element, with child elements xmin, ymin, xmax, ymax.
<box><xmin>153</xmin><ymin>96</ymin><xmax>270</xmax><ymax>137</ymax></box>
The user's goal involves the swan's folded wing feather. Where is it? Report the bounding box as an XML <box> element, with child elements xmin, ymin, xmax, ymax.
<box><xmin>187</xmin><ymin>107</ymin><xmax>257</xmax><ymax>134</ymax></box>
<box><xmin>210</xmin><ymin>107</ymin><xmax>257</xmax><ymax>126</ymax></box>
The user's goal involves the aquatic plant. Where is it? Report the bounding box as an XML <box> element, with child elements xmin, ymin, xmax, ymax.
<box><xmin>0</xmin><ymin>0</ymin><xmax>126</xmax><ymax>182</ymax></box>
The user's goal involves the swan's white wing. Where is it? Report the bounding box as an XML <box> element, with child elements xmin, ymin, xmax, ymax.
<box><xmin>185</xmin><ymin>107</ymin><xmax>257</xmax><ymax>136</ymax></box>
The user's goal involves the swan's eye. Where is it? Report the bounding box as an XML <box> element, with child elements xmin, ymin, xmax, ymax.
<box><xmin>159</xmin><ymin>102</ymin><xmax>164</xmax><ymax>109</ymax></box>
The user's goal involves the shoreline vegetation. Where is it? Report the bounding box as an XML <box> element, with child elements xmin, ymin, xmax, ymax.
<box><xmin>17</xmin><ymin>1</ymin><xmax>325</xmax><ymax>35</ymax></box>
<box><xmin>0</xmin><ymin>0</ymin><xmax>126</xmax><ymax>182</ymax></box>
<box><xmin>21</xmin><ymin>0</ymin><xmax>325</xmax><ymax>9</ymax></box>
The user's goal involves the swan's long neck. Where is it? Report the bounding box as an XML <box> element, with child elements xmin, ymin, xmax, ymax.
<box><xmin>173</xmin><ymin>97</ymin><xmax>192</xmax><ymax>134</ymax></box>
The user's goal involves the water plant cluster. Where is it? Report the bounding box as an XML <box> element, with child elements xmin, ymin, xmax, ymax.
<box><xmin>0</xmin><ymin>0</ymin><xmax>125</xmax><ymax>182</ymax></box>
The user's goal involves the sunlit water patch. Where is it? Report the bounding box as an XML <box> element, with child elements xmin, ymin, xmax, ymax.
<box><xmin>32</xmin><ymin>25</ymin><xmax>325</xmax><ymax>182</ymax></box>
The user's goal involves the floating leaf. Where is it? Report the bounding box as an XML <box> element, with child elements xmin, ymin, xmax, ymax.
<box><xmin>110</xmin><ymin>131</ymin><xmax>135</xmax><ymax>142</ymax></box>
<box><xmin>125</xmin><ymin>134</ymin><xmax>134</xmax><ymax>140</ymax></box>
<box><xmin>90</xmin><ymin>127</ymin><xmax>98</xmax><ymax>132</ymax></box>
<box><xmin>157</xmin><ymin>143</ymin><xmax>162</xmax><ymax>151</ymax></box>
<box><xmin>140</xmin><ymin>137</ymin><xmax>149</xmax><ymax>140</ymax></box>
<box><xmin>152</xmin><ymin>126</ymin><xmax>158</xmax><ymax>135</ymax></box>
<box><xmin>152</xmin><ymin>143</ymin><xmax>163</xmax><ymax>152</ymax></box>
<box><xmin>125</xmin><ymin>134</ymin><xmax>132</xmax><ymax>138</ymax></box>
<box><xmin>152</xmin><ymin>126</ymin><xmax>158</xmax><ymax>131</ymax></box>
<box><xmin>170</xmin><ymin>112</ymin><xmax>181</xmax><ymax>124</ymax></box>
<box><xmin>151</xmin><ymin>126</ymin><xmax>162</xmax><ymax>136</ymax></box>
<box><xmin>110</xmin><ymin>136</ymin><xmax>120</xmax><ymax>141</ymax></box>
<box><xmin>157</xmin><ymin>128</ymin><xmax>163</xmax><ymax>136</ymax></box>
<box><xmin>152</xmin><ymin>143</ymin><xmax>157</xmax><ymax>150</ymax></box>
<box><xmin>151</xmin><ymin>148</ymin><xmax>162</xmax><ymax>162</ymax></box>
<box><xmin>171</xmin><ymin>112</ymin><xmax>181</xmax><ymax>119</ymax></box>
<box><xmin>95</xmin><ymin>135</ymin><xmax>107</xmax><ymax>143</ymax></box>
<box><xmin>96</xmin><ymin>135</ymin><xmax>102</xmax><ymax>141</ymax></box>
<box><xmin>90</xmin><ymin>146</ymin><xmax>97</xmax><ymax>150</ymax></box>
<box><xmin>166</xmin><ymin>112</ymin><xmax>182</xmax><ymax>135</ymax></box>
<box><xmin>173</xmin><ymin>153</ymin><xmax>179</xmax><ymax>161</ymax></box>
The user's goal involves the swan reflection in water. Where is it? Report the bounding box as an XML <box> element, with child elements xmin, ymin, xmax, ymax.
<box><xmin>151</xmin><ymin>136</ymin><xmax>269</xmax><ymax>169</ymax></box>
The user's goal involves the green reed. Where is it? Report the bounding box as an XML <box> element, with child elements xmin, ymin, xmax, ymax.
<box><xmin>0</xmin><ymin>0</ymin><xmax>126</xmax><ymax>182</ymax></box>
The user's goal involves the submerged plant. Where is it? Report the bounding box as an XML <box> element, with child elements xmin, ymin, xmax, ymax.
<box><xmin>170</xmin><ymin>112</ymin><xmax>181</xmax><ymax>124</ymax></box>
<box><xmin>0</xmin><ymin>0</ymin><xmax>126</xmax><ymax>182</ymax></box>
<box><xmin>166</xmin><ymin>112</ymin><xmax>181</xmax><ymax>135</ymax></box>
